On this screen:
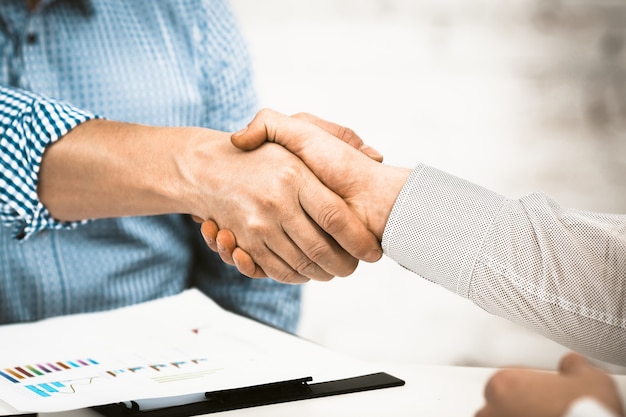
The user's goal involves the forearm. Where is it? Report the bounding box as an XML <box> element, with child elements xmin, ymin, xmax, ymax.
<box><xmin>38</xmin><ymin>119</ymin><xmax>208</xmax><ymax>221</ymax></box>
<box><xmin>383</xmin><ymin>164</ymin><xmax>626</xmax><ymax>365</ymax></box>
<box><xmin>38</xmin><ymin>119</ymin><xmax>230</xmax><ymax>222</ymax></box>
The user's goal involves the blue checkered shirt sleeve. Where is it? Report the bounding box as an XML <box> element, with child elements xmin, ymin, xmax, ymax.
<box><xmin>0</xmin><ymin>85</ymin><xmax>97</xmax><ymax>240</ymax></box>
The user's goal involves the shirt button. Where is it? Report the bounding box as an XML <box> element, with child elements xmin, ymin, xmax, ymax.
<box><xmin>26</xmin><ymin>32</ymin><xmax>38</xmax><ymax>45</ymax></box>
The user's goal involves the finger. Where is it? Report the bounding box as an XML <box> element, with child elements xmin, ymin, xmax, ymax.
<box><xmin>200</xmin><ymin>220</ymin><xmax>219</xmax><ymax>252</ymax></box>
<box><xmin>249</xmin><ymin>244</ymin><xmax>312</xmax><ymax>284</ymax></box>
<box><xmin>214</xmin><ymin>229</ymin><xmax>266</xmax><ymax>278</ymax></box>
<box><xmin>232</xmin><ymin>205</ymin><xmax>327</xmax><ymax>283</ymax></box>
<box><xmin>214</xmin><ymin>221</ymin><xmax>335</xmax><ymax>280</ymax></box>
<box><xmin>559</xmin><ymin>352</ymin><xmax>591</xmax><ymax>375</ymax></box>
<box><xmin>232</xmin><ymin>247</ymin><xmax>267</xmax><ymax>278</ymax></box>
<box><xmin>228</xmin><ymin>219</ymin><xmax>345</xmax><ymax>281</ymax></box>
<box><xmin>297</xmin><ymin>172</ymin><xmax>382</xmax><ymax>264</ymax></box>
<box><xmin>190</xmin><ymin>215</ymin><xmax>204</xmax><ymax>223</ymax></box>
<box><xmin>216</xmin><ymin>229</ymin><xmax>237</xmax><ymax>265</ymax></box>
<box><xmin>262</xmin><ymin>220</ymin><xmax>337</xmax><ymax>281</ymax></box>
<box><xmin>291</xmin><ymin>112</ymin><xmax>383</xmax><ymax>162</ymax></box>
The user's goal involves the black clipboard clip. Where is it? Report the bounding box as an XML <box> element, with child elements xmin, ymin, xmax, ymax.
<box><xmin>92</xmin><ymin>372</ymin><xmax>405</xmax><ymax>417</ymax></box>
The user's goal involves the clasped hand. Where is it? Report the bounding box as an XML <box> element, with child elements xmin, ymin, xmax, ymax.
<box><xmin>198</xmin><ymin>109</ymin><xmax>412</xmax><ymax>281</ymax></box>
<box><xmin>191</xmin><ymin>109</ymin><xmax>399</xmax><ymax>283</ymax></box>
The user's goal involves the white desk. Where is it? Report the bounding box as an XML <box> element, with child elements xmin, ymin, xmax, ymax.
<box><xmin>32</xmin><ymin>362</ymin><xmax>625</xmax><ymax>417</ymax></box>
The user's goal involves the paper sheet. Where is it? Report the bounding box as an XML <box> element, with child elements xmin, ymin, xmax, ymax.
<box><xmin>0</xmin><ymin>289</ymin><xmax>374</xmax><ymax>414</ymax></box>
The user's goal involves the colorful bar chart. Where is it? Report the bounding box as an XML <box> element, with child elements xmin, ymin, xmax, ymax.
<box><xmin>0</xmin><ymin>359</ymin><xmax>99</xmax><ymax>384</ymax></box>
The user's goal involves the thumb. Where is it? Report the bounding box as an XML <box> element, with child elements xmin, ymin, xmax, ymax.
<box><xmin>231</xmin><ymin>108</ymin><xmax>291</xmax><ymax>151</ymax></box>
<box><xmin>232</xmin><ymin>108</ymin><xmax>343</xmax><ymax>157</ymax></box>
<box><xmin>231</xmin><ymin>124</ymin><xmax>263</xmax><ymax>151</ymax></box>
<box><xmin>559</xmin><ymin>352</ymin><xmax>592</xmax><ymax>375</ymax></box>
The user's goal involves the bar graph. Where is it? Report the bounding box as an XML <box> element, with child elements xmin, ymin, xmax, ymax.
<box><xmin>0</xmin><ymin>359</ymin><xmax>99</xmax><ymax>384</ymax></box>
<box><xmin>1</xmin><ymin>354</ymin><xmax>213</xmax><ymax>401</ymax></box>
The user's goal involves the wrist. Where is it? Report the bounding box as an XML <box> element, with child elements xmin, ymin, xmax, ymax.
<box><xmin>158</xmin><ymin>127</ymin><xmax>232</xmax><ymax>218</ymax></box>
<box><xmin>367</xmin><ymin>165</ymin><xmax>412</xmax><ymax>241</ymax></box>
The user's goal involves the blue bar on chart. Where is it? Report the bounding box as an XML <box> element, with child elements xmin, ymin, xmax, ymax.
<box><xmin>0</xmin><ymin>371</ymin><xmax>19</xmax><ymax>383</ymax></box>
<box><xmin>25</xmin><ymin>385</ymin><xmax>51</xmax><ymax>398</ymax></box>
<box><xmin>24</xmin><ymin>381</ymin><xmax>66</xmax><ymax>398</ymax></box>
<box><xmin>39</xmin><ymin>383</ymin><xmax>59</xmax><ymax>393</ymax></box>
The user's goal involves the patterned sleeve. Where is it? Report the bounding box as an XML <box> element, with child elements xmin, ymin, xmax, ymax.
<box><xmin>0</xmin><ymin>85</ymin><xmax>98</xmax><ymax>240</ymax></box>
<box><xmin>382</xmin><ymin>164</ymin><xmax>626</xmax><ymax>366</ymax></box>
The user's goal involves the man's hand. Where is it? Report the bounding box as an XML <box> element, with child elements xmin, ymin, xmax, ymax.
<box><xmin>475</xmin><ymin>352</ymin><xmax>625</xmax><ymax>417</ymax></box>
<box><xmin>198</xmin><ymin>109</ymin><xmax>411</xmax><ymax>278</ymax></box>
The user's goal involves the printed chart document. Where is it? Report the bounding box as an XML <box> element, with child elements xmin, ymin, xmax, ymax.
<box><xmin>0</xmin><ymin>289</ymin><xmax>392</xmax><ymax>415</ymax></box>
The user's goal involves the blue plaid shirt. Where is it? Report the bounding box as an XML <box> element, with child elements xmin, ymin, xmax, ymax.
<box><xmin>0</xmin><ymin>0</ymin><xmax>301</xmax><ymax>331</ymax></box>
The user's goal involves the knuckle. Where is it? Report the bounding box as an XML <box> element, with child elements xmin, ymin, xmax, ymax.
<box><xmin>273</xmin><ymin>267</ymin><xmax>306</xmax><ymax>285</ymax></box>
<box><xmin>293</xmin><ymin>255</ymin><xmax>318</xmax><ymax>276</ymax></box>
<box><xmin>255</xmin><ymin>107</ymin><xmax>279</xmax><ymax>140</ymax></box>
<box><xmin>305</xmin><ymin>241</ymin><xmax>333</xmax><ymax>264</ymax></box>
<box><xmin>299</xmin><ymin>257</ymin><xmax>335</xmax><ymax>282</ymax></box>
<box><xmin>275</xmin><ymin>161</ymin><xmax>302</xmax><ymax>184</ymax></box>
<box><xmin>335</xmin><ymin>125</ymin><xmax>360</xmax><ymax>145</ymax></box>
<box><xmin>291</xmin><ymin>111</ymin><xmax>311</xmax><ymax>120</ymax></box>
<box><xmin>244</xmin><ymin>217</ymin><xmax>270</xmax><ymax>238</ymax></box>
<box><xmin>256</xmin><ymin>107</ymin><xmax>275</xmax><ymax>120</ymax></box>
<box><xmin>304</xmin><ymin>241</ymin><xmax>358</xmax><ymax>278</ymax></box>
<box><xmin>315</xmin><ymin>202</ymin><xmax>347</xmax><ymax>236</ymax></box>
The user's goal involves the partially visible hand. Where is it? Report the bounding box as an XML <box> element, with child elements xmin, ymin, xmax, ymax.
<box><xmin>199</xmin><ymin>109</ymin><xmax>411</xmax><ymax>278</ymax></box>
<box><xmin>475</xmin><ymin>352</ymin><xmax>625</xmax><ymax>417</ymax></box>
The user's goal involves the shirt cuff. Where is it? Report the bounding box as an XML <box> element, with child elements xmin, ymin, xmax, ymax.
<box><xmin>381</xmin><ymin>164</ymin><xmax>507</xmax><ymax>297</ymax></box>
<box><xmin>0</xmin><ymin>87</ymin><xmax>98</xmax><ymax>239</ymax></box>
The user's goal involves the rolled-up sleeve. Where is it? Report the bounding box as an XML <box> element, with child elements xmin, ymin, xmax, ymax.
<box><xmin>0</xmin><ymin>85</ymin><xmax>97</xmax><ymax>240</ymax></box>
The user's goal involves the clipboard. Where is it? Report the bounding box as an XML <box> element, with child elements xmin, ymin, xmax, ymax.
<box><xmin>92</xmin><ymin>372</ymin><xmax>405</xmax><ymax>417</ymax></box>
<box><xmin>0</xmin><ymin>290</ymin><xmax>403</xmax><ymax>415</ymax></box>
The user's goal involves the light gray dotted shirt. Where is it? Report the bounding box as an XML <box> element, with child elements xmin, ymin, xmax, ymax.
<box><xmin>383</xmin><ymin>164</ymin><xmax>626</xmax><ymax>366</ymax></box>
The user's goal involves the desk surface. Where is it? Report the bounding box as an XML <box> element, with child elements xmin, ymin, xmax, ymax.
<box><xmin>32</xmin><ymin>362</ymin><xmax>625</xmax><ymax>417</ymax></box>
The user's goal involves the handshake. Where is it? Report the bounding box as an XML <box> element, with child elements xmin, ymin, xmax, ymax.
<box><xmin>194</xmin><ymin>108</ymin><xmax>412</xmax><ymax>284</ymax></box>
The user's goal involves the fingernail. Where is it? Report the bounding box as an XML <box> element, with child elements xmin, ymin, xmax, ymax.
<box><xmin>361</xmin><ymin>144</ymin><xmax>383</xmax><ymax>160</ymax></box>
<box><xmin>365</xmin><ymin>249</ymin><xmax>383</xmax><ymax>262</ymax></box>
<box><xmin>217</xmin><ymin>241</ymin><xmax>225</xmax><ymax>253</ymax></box>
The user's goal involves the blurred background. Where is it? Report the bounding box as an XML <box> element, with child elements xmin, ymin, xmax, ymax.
<box><xmin>229</xmin><ymin>0</ymin><xmax>626</xmax><ymax>372</ymax></box>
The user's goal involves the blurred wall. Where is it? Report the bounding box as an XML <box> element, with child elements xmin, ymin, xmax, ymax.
<box><xmin>229</xmin><ymin>0</ymin><xmax>626</xmax><ymax>372</ymax></box>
